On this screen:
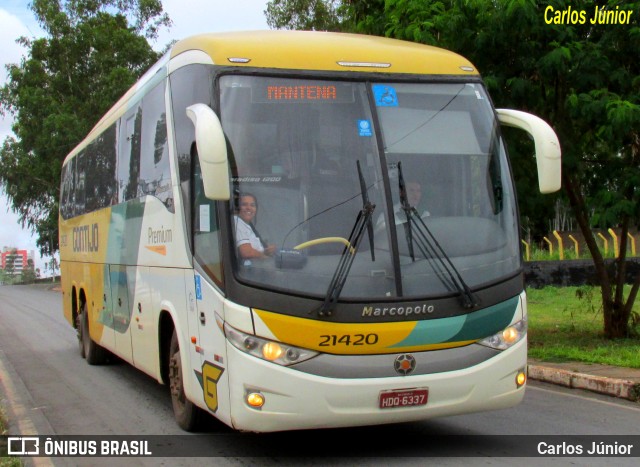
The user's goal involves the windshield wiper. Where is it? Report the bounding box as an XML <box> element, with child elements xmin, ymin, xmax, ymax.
<box><xmin>398</xmin><ymin>162</ymin><xmax>416</xmax><ymax>261</ymax></box>
<box><xmin>317</xmin><ymin>160</ymin><xmax>376</xmax><ymax>317</ymax></box>
<box><xmin>357</xmin><ymin>160</ymin><xmax>376</xmax><ymax>262</ymax></box>
<box><xmin>397</xmin><ymin>162</ymin><xmax>477</xmax><ymax>309</ymax></box>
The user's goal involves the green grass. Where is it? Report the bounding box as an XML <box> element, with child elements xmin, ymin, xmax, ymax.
<box><xmin>527</xmin><ymin>286</ymin><xmax>640</xmax><ymax>368</ymax></box>
<box><xmin>524</xmin><ymin>244</ymin><xmax>624</xmax><ymax>261</ymax></box>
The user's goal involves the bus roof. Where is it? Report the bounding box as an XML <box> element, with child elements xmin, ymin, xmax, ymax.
<box><xmin>64</xmin><ymin>31</ymin><xmax>480</xmax><ymax>165</ymax></box>
<box><xmin>171</xmin><ymin>30</ymin><xmax>479</xmax><ymax>76</ymax></box>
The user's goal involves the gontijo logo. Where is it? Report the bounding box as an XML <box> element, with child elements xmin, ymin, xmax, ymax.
<box><xmin>72</xmin><ymin>223</ymin><xmax>99</xmax><ymax>252</ymax></box>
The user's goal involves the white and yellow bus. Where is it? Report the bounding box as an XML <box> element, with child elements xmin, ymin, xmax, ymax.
<box><xmin>59</xmin><ymin>30</ymin><xmax>561</xmax><ymax>433</ymax></box>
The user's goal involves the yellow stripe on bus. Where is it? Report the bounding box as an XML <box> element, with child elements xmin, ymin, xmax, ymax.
<box><xmin>253</xmin><ymin>308</ymin><xmax>476</xmax><ymax>355</ymax></box>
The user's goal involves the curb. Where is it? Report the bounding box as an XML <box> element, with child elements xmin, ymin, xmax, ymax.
<box><xmin>0</xmin><ymin>349</ymin><xmax>58</xmax><ymax>466</ymax></box>
<box><xmin>528</xmin><ymin>364</ymin><xmax>640</xmax><ymax>402</ymax></box>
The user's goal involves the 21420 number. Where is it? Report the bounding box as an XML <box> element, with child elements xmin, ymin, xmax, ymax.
<box><xmin>319</xmin><ymin>333</ymin><xmax>379</xmax><ymax>346</ymax></box>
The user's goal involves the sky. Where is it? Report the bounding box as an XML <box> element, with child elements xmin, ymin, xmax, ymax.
<box><xmin>0</xmin><ymin>0</ymin><xmax>271</xmax><ymax>275</ymax></box>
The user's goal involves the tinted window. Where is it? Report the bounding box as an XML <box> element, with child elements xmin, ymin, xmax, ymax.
<box><xmin>139</xmin><ymin>81</ymin><xmax>173</xmax><ymax>210</ymax></box>
<box><xmin>85</xmin><ymin>124</ymin><xmax>117</xmax><ymax>212</ymax></box>
<box><xmin>169</xmin><ymin>64</ymin><xmax>212</xmax><ymax>183</ymax></box>
<box><xmin>60</xmin><ymin>159</ymin><xmax>74</xmax><ymax>219</ymax></box>
<box><xmin>75</xmin><ymin>149</ymin><xmax>87</xmax><ymax>217</ymax></box>
<box><xmin>118</xmin><ymin>105</ymin><xmax>142</xmax><ymax>202</ymax></box>
<box><xmin>192</xmin><ymin>154</ymin><xmax>223</xmax><ymax>285</ymax></box>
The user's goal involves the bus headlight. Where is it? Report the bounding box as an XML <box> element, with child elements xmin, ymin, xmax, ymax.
<box><xmin>478</xmin><ymin>317</ymin><xmax>527</xmax><ymax>350</ymax></box>
<box><xmin>224</xmin><ymin>323</ymin><xmax>318</xmax><ymax>366</ymax></box>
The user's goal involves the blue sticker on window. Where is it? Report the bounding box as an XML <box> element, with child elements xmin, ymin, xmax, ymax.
<box><xmin>373</xmin><ymin>85</ymin><xmax>398</xmax><ymax>107</ymax></box>
<box><xmin>195</xmin><ymin>275</ymin><xmax>202</xmax><ymax>300</ymax></box>
<box><xmin>358</xmin><ymin>120</ymin><xmax>373</xmax><ymax>137</ymax></box>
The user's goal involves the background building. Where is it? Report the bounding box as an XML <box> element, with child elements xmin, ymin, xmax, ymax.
<box><xmin>1</xmin><ymin>247</ymin><xmax>34</xmax><ymax>275</ymax></box>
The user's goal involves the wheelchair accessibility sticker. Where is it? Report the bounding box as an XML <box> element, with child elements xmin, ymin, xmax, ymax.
<box><xmin>373</xmin><ymin>85</ymin><xmax>398</xmax><ymax>107</ymax></box>
<box><xmin>358</xmin><ymin>120</ymin><xmax>372</xmax><ymax>137</ymax></box>
<box><xmin>195</xmin><ymin>275</ymin><xmax>202</xmax><ymax>300</ymax></box>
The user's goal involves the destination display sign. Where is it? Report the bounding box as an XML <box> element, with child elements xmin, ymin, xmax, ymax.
<box><xmin>252</xmin><ymin>80</ymin><xmax>355</xmax><ymax>103</ymax></box>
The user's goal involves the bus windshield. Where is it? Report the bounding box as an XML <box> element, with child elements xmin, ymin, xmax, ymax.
<box><xmin>220</xmin><ymin>75</ymin><xmax>519</xmax><ymax>300</ymax></box>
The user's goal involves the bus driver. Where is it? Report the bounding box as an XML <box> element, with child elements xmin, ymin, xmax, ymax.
<box><xmin>233</xmin><ymin>193</ymin><xmax>276</xmax><ymax>260</ymax></box>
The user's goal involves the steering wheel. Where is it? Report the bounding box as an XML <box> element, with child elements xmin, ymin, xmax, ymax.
<box><xmin>293</xmin><ymin>237</ymin><xmax>355</xmax><ymax>254</ymax></box>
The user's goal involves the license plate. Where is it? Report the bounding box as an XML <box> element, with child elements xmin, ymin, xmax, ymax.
<box><xmin>379</xmin><ymin>388</ymin><xmax>429</xmax><ymax>409</ymax></box>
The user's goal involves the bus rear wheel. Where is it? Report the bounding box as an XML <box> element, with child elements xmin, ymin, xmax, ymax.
<box><xmin>169</xmin><ymin>330</ymin><xmax>201</xmax><ymax>431</ymax></box>
<box><xmin>76</xmin><ymin>312</ymin><xmax>86</xmax><ymax>359</ymax></box>
<box><xmin>80</xmin><ymin>303</ymin><xmax>107</xmax><ymax>365</ymax></box>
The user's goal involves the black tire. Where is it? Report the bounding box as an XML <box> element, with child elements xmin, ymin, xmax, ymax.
<box><xmin>76</xmin><ymin>312</ymin><xmax>86</xmax><ymax>359</ymax></box>
<box><xmin>80</xmin><ymin>303</ymin><xmax>107</xmax><ymax>365</ymax></box>
<box><xmin>169</xmin><ymin>329</ymin><xmax>201</xmax><ymax>431</ymax></box>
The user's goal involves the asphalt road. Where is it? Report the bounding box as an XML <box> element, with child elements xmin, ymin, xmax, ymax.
<box><xmin>1</xmin><ymin>284</ymin><xmax>638</xmax><ymax>466</ymax></box>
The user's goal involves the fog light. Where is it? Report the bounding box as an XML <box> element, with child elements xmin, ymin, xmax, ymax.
<box><xmin>246</xmin><ymin>392</ymin><xmax>265</xmax><ymax>408</ymax></box>
<box><xmin>516</xmin><ymin>370</ymin><xmax>527</xmax><ymax>388</ymax></box>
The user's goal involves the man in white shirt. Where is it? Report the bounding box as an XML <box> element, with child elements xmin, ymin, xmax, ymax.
<box><xmin>377</xmin><ymin>180</ymin><xmax>430</xmax><ymax>228</ymax></box>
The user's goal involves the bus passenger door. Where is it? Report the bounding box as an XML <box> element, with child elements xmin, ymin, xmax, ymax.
<box><xmin>109</xmin><ymin>264</ymin><xmax>133</xmax><ymax>363</ymax></box>
<box><xmin>192</xmin><ymin>205</ymin><xmax>229</xmax><ymax>420</ymax></box>
<box><xmin>189</xmin><ymin>157</ymin><xmax>230</xmax><ymax>421</ymax></box>
<box><xmin>187</xmin><ymin>271</ymin><xmax>203</xmax><ymax>368</ymax></box>
<box><xmin>193</xmin><ymin>273</ymin><xmax>229</xmax><ymax>424</ymax></box>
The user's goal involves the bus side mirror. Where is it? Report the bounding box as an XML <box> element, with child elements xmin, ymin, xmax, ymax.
<box><xmin>496</xmin><ymin>109</ymin><xmax>561</xmax><ymax>194</ymax></box>
<box><xmin>186</xmin><ymin>103</ymin><xmax>230</xmax><ymax>200</ymax></box>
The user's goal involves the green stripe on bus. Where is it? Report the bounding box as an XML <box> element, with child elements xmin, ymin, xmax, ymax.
<box><xmin>391</xmin><ymin>296</ymin><xmax>519</xmax><ymax>347</ymax></box>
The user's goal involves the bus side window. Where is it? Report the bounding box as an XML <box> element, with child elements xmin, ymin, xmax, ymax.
<box><xmin>85</xmin><ymin>123</ymin><xmax>118</xmax><ymax>213</ymax></box>
<box><xmin>140</xmin><ymin>81</ymin><xmax>172</xmax><ymax>210</ymax></box>
<box><xmin>169</xmin><ymin>64</ymin><xmax>213</xmax><ymax>240</ymax></box>
<box><xmin>118</xmin><ymin>105</ymin><xmax>142</xmax><ymax>203</ymax></box>
<box><xmin>60</xmin><ymin>160</ymin><xmax>74</xmax><ymax>219</ymax></box>
<box><xmin>192</xmin><ymin>154</ymin><xmax>223</xmax><ymax>285</ymax></box>
<box><xmin>75</xmin><ymin>149</ymin><xmax>87</xmax><ymax>217</ymax></box>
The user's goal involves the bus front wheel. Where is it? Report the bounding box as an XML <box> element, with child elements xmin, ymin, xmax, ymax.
<box><xmin>169</xmin><ymin>329</ymin><xmax>201</xmax><ymax>431</ymax></box>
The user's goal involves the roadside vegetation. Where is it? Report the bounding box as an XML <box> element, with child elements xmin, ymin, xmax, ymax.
<box><xmin>0</xmin><ymin>405</ymin><xmax>22</xmax><ymax>466</ymax></box>
<box><xmin>524</xmin><ymin>244</ymin><xmax>623</xmax><ymax>262</ymax></box>
<box><xmin>527</xmin><ymin>286</ymin><xmax>640</xmax><ymax>368</ymax></box>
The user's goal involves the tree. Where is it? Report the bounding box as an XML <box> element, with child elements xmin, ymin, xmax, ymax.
<box><xmin>3</xmin><ymin>248</ymin><xmax>17</xmax><ymax>279</ymax></box>
<box><xmin>0</xmin><ymin>0</ymin><xmax>170</xmax><ymax>256</ymax></box>
<box><xmin>20</xmin><ymin>258</ymin><xmax>37</xmax><ymax>284</ymax></box>
<box><xmin>265</xmin><ymin>0</ymin><xmax>391</xmax><ymax>34</ymax></box>
<box><xmin>266</xmin><ymin>0</ymin><xmax>640</xmax><ymax>337</ymax></box>
<box><xmin>265</xmin><ymin>0</ymin><xmax>343</xmax><ymax>31</ymax></box>
<box><xmin>386</xmin><ymin>0</ymin><xmax>640</xmax><ymax>339</ymax></box>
